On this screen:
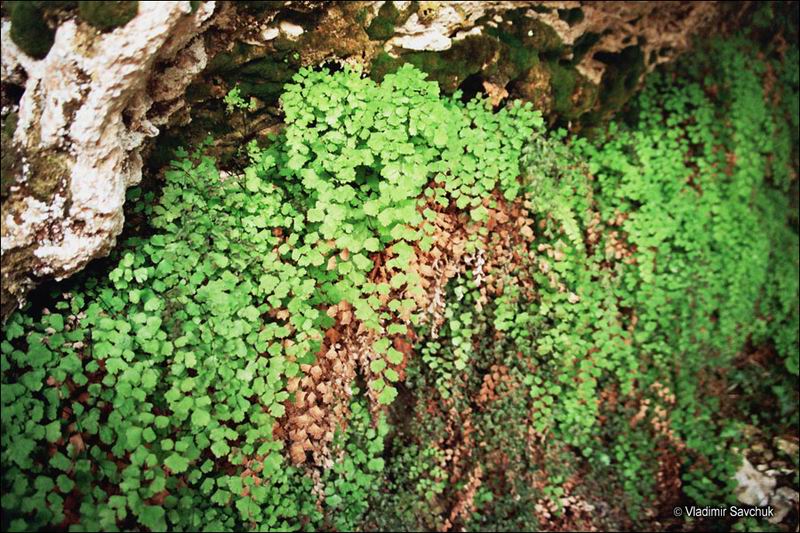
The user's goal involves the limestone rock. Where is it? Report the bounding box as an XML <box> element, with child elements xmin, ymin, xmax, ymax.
<box><xmin>735</xmin><ymin>457</ymin><xmax>776</xmax><ymax>507</ymax></box>
<box><xmin>1</xmin><ymin>1</ymin><xmax>214</xmax><ymax>320</ymax></box>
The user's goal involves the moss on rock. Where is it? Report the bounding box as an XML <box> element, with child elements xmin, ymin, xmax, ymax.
<box><xmin>571</xmin><ymin>31</ymin><xmax>600</xmax><ymax>64</ymax></box>
<box><xmin>541</xmin><ymin>60</ymin><xmax>600</xmax><ymax>124</ymax></box>
<box><xmin>546</xmin><ymin>61</ymin><xmax>577</xmax><ymax>115</ymax></box>
<box><xmin>401</xmin><ymin>35</ymin><xmax>499</xmax><ymax>92</ymax></box>
<box><xmin>78</xmin><ymin>1</ymin><xmax>138</xmax><ymax>32</ymax></box>
<box><xmin>512</xmin><ymin>62</ymin><xmax>552</xmax><ymax>115</ymax></box>
<box><xmin>355</xmin><ymin>6</ymin><xmax>369</xmax><ymax>26</ymax></box>
<box><xmin>207</xmin><ymin>42</ymin><xmax>300</xmax><ymax>103</ymax></box>
<box><xmin>369</xmin><ymin>8</ymin><xmax>567</xmax><ymax>99</ymax></box>
<box><xmin>370</xmin><ymin>51</ymin><xmax>404</xmax><ymax>82</ymax></box>
<box><xmin>366</xmin><ymin>1</ymin><xmax>400</xmax><ymax>41</ymax></box>
<box><xmin>236</xmin><ymin>62</ymin><xmax>297</xmax><ymax>101</ymax></box>
<box><xmin>1</xmin><ymin>112</ymin><xmax>20</xmax><ymax>201</ymax></box>
<box><xmin>27</xmin><ymin>152</ymin><xmax>70</xmax><ymax>203</ymax></box>
<box><xmin>238</xmin><ymin>1</ymin><xmax>287</xmax><ymax>15</ymax></box>
<box><xmin>9</xmin><ymin>1</ymin><xmax>56</xmax><ymax>59</ymax></box>
<box><xmin>272</xmin><ymin>2</ymin><xmax>376</xmax><ymax>64</ymax></box>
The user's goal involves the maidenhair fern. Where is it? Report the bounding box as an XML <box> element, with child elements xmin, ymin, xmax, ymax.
<box><xmin>1</xmin><ymin>32</ymin><xmax>797</xmax><ymax>533</ymax></box>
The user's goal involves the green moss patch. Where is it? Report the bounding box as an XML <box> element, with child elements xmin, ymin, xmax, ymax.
<box><xmin>26</xmin><ymin>152</ymin><xmax>70</xmax><ymax>203</ymax></box>
<box><xmin>366</xmin><ymin>1</ymin><xmax>400</xmax><ymax>41</ymax></box>
<box><xmin>78</xmin><ymin>1</ymin><xmax>138</xmax><ymax>32</ymax></box>
<box><xmin>207</xmin><ymin>42</ymin><xmax>300</xmax><ymax>103</ymax></box>
<box><xmin>1</xmin><ymin>112</ymin><xmax>20</xmax><ymax>201</ymax></box>
<box><xmin>9</xmin><ymin>2</ymin><xmax>56</xmax><ymax>59</ymax></box>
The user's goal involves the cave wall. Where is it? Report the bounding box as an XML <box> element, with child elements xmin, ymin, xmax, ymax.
<box><xmin>0</xmin><ymin>0</ymin><xmax>727</xmax><ymax>321</ymax></box>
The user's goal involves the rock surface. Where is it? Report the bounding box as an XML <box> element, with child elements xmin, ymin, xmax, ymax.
<box><xmin>735</xmin><ymin>457</ymin><xmax>776</xmax><ymax>507</ymax></box>
<box><xmin>1</xmin><ymin>1</ymin><xmax>214</xmax><ymax>320</ymax></box>
<box><xmin>1</xmin><ymin>1</ymin><xmax>727</xmax><ymax>321</ymax></box>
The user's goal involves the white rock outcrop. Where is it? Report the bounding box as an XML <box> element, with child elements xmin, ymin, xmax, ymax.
<box><xmin>1</xmin><ymin>1</ymin><xmax>215</xmax><ymax>317</ymax></box>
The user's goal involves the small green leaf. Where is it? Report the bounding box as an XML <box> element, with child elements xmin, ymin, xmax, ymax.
<box><xmin>377</xmin><ymin>385</ymin><xmax>397</xmax><ymax>405</ymax></box>
<box><xmin>367</xmin><ymin>457</ymin><xmax>385</xmax><ymax>471</ymax></box>
<box><xmin>44</xmin><ymin>421</ymin><xmax>61</xmax><ymax>443</ymax></box>
<box><xmin>211</xmin><ymin>441</ymin><xmax>230</xmax><ymax>458</ymax></box>
<box><xmin>56</xmin><ymin>474</ymin><xmax>75</xmax><ymax>493</ymax></box>
<box><xmin>386</xmin><ymin>348</ymin><xmax>404</xmax><ymax>365</ymax></box>
<box><xmin>164</xmin><ymin>453</ymin><xmax>190</xmax><ymax>473</ymax></box>
<box><xmin>191</xmin><ymin>409</ymin><xmax>211</xmax><ymax>427</ymax></box>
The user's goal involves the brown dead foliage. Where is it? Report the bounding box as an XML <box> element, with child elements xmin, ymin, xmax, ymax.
<box><xmin>441</xmin><ymin>464</ymin><xmax>484</xmax><ymax>532</ymax></box>
<box><xmin>281</xmin><ymin>307</ymin><xmax>359</xmax><ymax>466</ymax></box>
<box><xmin>476</xmin><ymin>364</ymin><xmax>518</xmax><ymax>407</ymax></box>
<box><xmin>483</xmin><ymin>194</ymin><xmax>537</xmax><ymax>295</ymax></box>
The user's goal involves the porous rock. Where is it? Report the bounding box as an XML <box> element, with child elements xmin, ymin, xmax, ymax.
<box><xmin>1</xmin><ymin>1</ymin><xmax>214</xmax><ymax>320</ymax></box>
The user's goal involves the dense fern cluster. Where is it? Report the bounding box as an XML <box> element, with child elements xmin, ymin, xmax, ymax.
<box><xmin>374</xmin><ymin>35</ymin><xmax>799</xmax><ymax>531</ymax></box>
<box><xmin>1</xmin><ymin>32</ymin><xmax>798</xmax><ymax>532</ymax></box>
